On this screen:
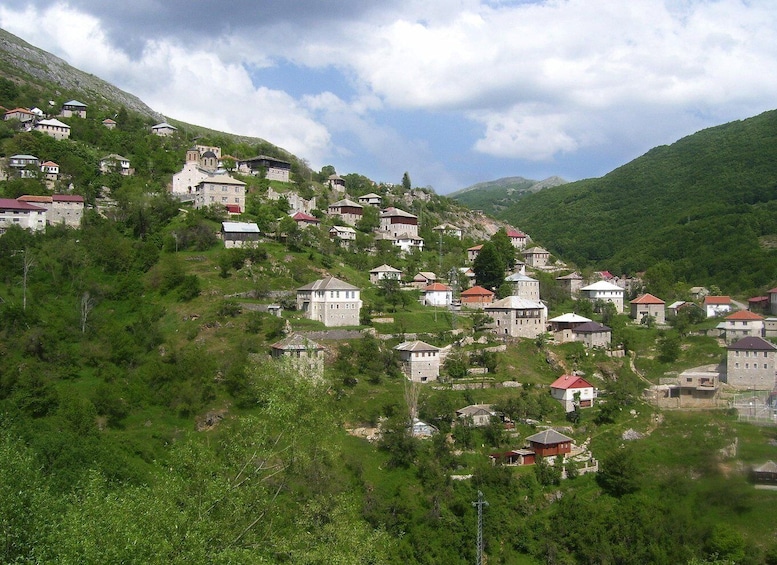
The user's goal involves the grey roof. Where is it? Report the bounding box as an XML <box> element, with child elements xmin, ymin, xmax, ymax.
<box><xmin>394</xmin><ymin>340</ymin><xmax>440</xmax><ymax>352</ymax></box>
<box><xmin>572</xmin><ymin>321</ymin><xmax>611</xmax><ymax>334</ymax></box>
<box><xmin>380</xmin><ymin>206</ymin><xmax>417</xmax><ymax>219</ymax></box>
<box><xmin>525</xmin><ymin>429</ymin><xmax>573</xmax><ymax>445</ymax></box>
<box><xmin>330</xmin><ymin>198</ymin><xmax>362</xmax><ymax>208</ymax></box>
<box><xmin>36</xmin><ymin>118</ymin><xmax>69</xmax><ymax>128</ymax></box>
<box><xmin>359</xmin><ymin>192</ymin><xmax>381</xmax><ymax>199</ymax></box>
<box><xmin>63</xmin><ymin>99</ymin><xmax>87</xmax><ymax>107</ymax></box>
<box><xmin>754</xmin><ymin>461</ymin><xmax>777</xmax><ymax>473</ymax></box>
<box><xmin>297</xmin><ymin>276</ymin><xmax>359</xmax><ymax>292</ymax></box>
<box><xmin>152</xmin><ymin>122</ymin><xmax>177</xmax><ymax>129</ymax></box>
<box><xmin>456</xmin><ymin>404</ymin><xmax>495</xmax><ymax>417</ymax></box>
<box><xmin>728</xmin><ymin>336</ymin><xmax>777</xmax><ymax>351</ymax></box>
<box><xmin>370</xmin><ymin>264</ymin><xmax>402</xmax><ymax>273</ymax></box>
<box><xmin>505</xmin><ymin>272</ymin><xmax>537</xmax><ymax>282</ymax></box>
<box><xmin>271</xmin><ymin>333</ymin><xmax>323</xmax><ymax>351</ymax></box>
<box><xmin>486</xmin><ymin>296</ymin><xmax>544</xmax><ymax>310</ymax></box>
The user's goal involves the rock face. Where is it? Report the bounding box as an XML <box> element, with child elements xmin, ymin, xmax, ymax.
<box><xmin>0</xmin><ymin>28</ymin><xmax>161</xmax><ymax>120</ymax></box>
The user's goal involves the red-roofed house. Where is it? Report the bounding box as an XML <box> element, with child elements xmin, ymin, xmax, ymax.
<box><xmin>525</xmin><ymin>429</ymin><xmax>573</xmax><ymax>457</ymax></box>
<box><xmin>550</xmin><ymin>375</ymin><xmax>596</xmax><ymax>412</ymax></box>
<box><xmin>0</xmin><ymin>198</ymin><xmax>47</xmax><ymax>233</ymax></box>
<box><xmin>4</xmin><ymin>108</ymin><xmax>35</xmax><ymax>122</ymax></box>
<box><xmin>460</xmin><ymin>285</ymin><xmax>494</xmax><ymax>308</ymax></box>
<box><xmin>290</xmin><ymin>210</ymin><xmax>320</xmax><ymax>228</ymax></box>
<box><xmin>506</xmin><ymin>228</ymin><xmax>527</xmax><ymax>249</ymax></box>
<box><xmin>704</xmin><ymin>296</ymin><xmax>732</xmax><ymax>317</ymax></box>
<box><xmin>724</xmin><ymin>310</ymin><xmax>765</xmax><ymax>343</ymax></box>
<box><xmin>748</xmin><ymin>296</ymin><xmax>770</xmax><ymax>314</ymax></box>
<box><xmin>422</xmin><ymin>283</ymin><xmax>453</xmax><ymax>307</ymax></box>
<box><xmin>630</xmin><ymin>293</ymin><xmax>666</xmax><ymax>324</ymax></box>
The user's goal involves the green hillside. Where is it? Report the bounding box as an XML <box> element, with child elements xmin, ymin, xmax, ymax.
<box><xmin>4</xmin><ymin>27</ymin><xmax>777</xmax><ymax>565</ymax></box>
<box><xmin>450</xmin><ymin>175</ymin><xmax>566</xmax><ymax>217</ymax></box>
<box><xmin>498</xmin><ymin>110</ymin><xmax>777</xmax><ymax>294</ymax></box>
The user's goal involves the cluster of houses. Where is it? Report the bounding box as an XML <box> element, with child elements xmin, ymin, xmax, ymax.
<box><xmin>0</xmin><ymin>194</ymin><xmax>84</xmax><ymax>233</ymax></box>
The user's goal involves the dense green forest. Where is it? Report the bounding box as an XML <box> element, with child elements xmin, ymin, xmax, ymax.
<box><xmin>494</xmin><ymin>110</ymin><xmax>777</xmax><ymax>294</ymax></box>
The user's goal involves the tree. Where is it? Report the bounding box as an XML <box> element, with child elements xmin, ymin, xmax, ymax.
<box><xmin>658</xmin><ymin>331</ymin><xmax>681</xmax><ymax>363</ymax></box>
<box><xmin>597</xmin><ymin>447</ymin><xmax>640</xmax><ymax>497</ymax></box>
<box><xmin>491</xmin><ymin>228</ymin><xmax>516</xmax><ymax>271</ymax></box>
<box><xmin>472</xmin><ymin>242</ymin><xmax>504</xmax><ymax>291</ymax></box>
<box><xmin>402</xmin><ymin>171</ymin><xmax>412</xmax><ymax>191</ymax></box>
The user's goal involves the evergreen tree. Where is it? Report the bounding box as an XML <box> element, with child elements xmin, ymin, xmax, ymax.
<box><xmin>472</xmin><ymin>241</ymin><xmax>505</xmax><ymax>291</ymax></box>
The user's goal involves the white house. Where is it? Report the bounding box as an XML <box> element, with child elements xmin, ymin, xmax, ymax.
<box><xmin>358</xmin><ymin>192</ymin><xmax>382</xmax><ymax>207</ymax></box>
<box><xmin>550</xmin><ymin>374</ymin><xmax>596</xmax><ymax>412</ymax></box>
<box><xmin>506</xmin><ymin>228</ymin><xmax>527</xmax><ymax>249</ymax></box>
<box><xmin>329</xmin><ymin>225</ymin><xmax>356</xmax><ymax>242</ymax></box>
<box><xmin>580</xmin><ymin>280</ymin><xmax>625</xmax><ymax>313</ymax></box>
<box><xmin>0</xmin><ymin>198</ymin><xmax>47</xmax><ymax>234</ymax></box>
<box><xmin>422</xmin><ymin>283</ymin><xmax>453</xmax><ymax>306</ymax></box>
<box><xmin>296</xmin><ymin>276</ymin><xmax>362</xmax><ymax>327</ymax></box>
<box><xmin>100</xmin><ymin>154</ymin><xmax>133</xmax><ymax>176</ymax></box>
<box><xmin>394</xmin><ymin>341</ymin><xmax>440</xmax><ymax>383</ymax></box>
<box><xmin>703</xmin><ymin>296</ymin><xmax>733</xmax><ymax>317</ymax></box>
<box><xmin>456</xmin><ymin>404</ymin><xmax>497</xmax><ymax>427</ymax></box>
<box><xmin>370</xmin><ymin>264</ymin><xmax>402</xmax><ymax>284</ymax></box>
<box><xmin>723</xmin><ymin>310</ymin><xmax>765</xmax><ymax>343</ymax></box>
<box><xmin>7</xmin><ymin>154</ymin><xmax>40</xmax><ymax>178</ymax></box>
<box><xmin>34</xmin><ymin>118</ymin><xmax>71</xmax><ymax>140</ymax></box>
<box><xmin>433</xmin><ymin>223</ymin><xmax>463</xmax><ymax>239</ymax></box>
<box><xmin>394</xmin><ymin>232</ymin><xmax>424</xmax><ymax>253</ymax></box>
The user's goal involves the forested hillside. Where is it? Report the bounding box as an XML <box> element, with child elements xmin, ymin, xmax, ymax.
<box><xmin>450</xmin><ymin>175</ymin><xmax>566</xmax><ymax>217</ymax></box>
<box><xmin>497</xmin><ymin>110</ymin><xmax>777</xmax><ymax>294</ymax></box>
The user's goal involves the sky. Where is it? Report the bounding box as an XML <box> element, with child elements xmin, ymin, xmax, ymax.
<box><xmin>2</xmin><ymin>0</ymin><xmax>777</xmax><ymax>194</ymax></box>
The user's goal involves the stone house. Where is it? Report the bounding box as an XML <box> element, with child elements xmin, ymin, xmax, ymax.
<box><xmin>297</xmin><ymin>276</ymin><xmax>362</xmax><ymax>327</ymax></box>
<box><xmin>485</xmin><ymin>296</ymin><xmax>547</xmax><ymax>339</ymax></box>
<box><xmin>394</xmin><ymin>340</ymin><xmax>440</xmax><ymax>383</ymax></box>
<box><xmin>327</xmin><ymin>174</ymin><xmax>346</xmax><ymax>192</ymax></box>
<box><xmin>768</xmin><ymin>287</ymin><xmax>777</xmax><ymax>316</ymax></box>
<box><xmin>556</xmin><ymin>272</ymin><xmax>583</xmax><ymax>297</ymax></box>
<box><xmin>369</xmin><ymin>264</ymin><xmax>402</xmax><ymax>284</ymax></box>
<box><xmin>238</xmin><ymin>155</ymin><xmax>291</xmax><ymax>182</ymax></box>
<box><xmin>550</xmin><ymin>375</ymin><xmax>596</xmax><ymax>412</ymax></box>
<box><xmin>726</xmin><ymin>336</ymin><xmax>777</xmax><ymax>389</ymax></box>
<box><xmin>411</xmin><ymin>272</ymin><xmax>437</xmax><ymax>289</ymax></box>
<box><xmin>467</xmin><ymin>244</ymin><xmax>482</xmax><ymax>263</ymax></box>
<box><xmin>523</xmin><ymin>246</ymin><xmax>550</xmax><ymax>268</ymax></box>
<box><xmin>289</xmin><ymin>211</ymin><xmax>320</xmax><ymax>228</ymax></box>
<box><xmin>703</xmin><ymin>295</ymin><xmax>732</xmax><ymax>317</ymax></box>
<box><xmin>460</xmin><ymin>285</ymin><xmax>494</xmax><ymax>308</ymax></box>
<box><xmin>102</xmin><ymin>118</ymin><xmax>117</xmax><ymax>129</ymax></box>
<box><xmin>270</xmin><ymin>333</ymin><xmax>324</xmax><ymax>378</ymax></box>
<box><xmin>723</xmin><ymin>310</ymin><xmax>765</xmax><ymax>344</ymax></box>
<box><xmin>7</xmin><ymin>154</ymin><xmax>40</xmax><ymax>178</ymax></box>
<box><xmin>580</xmin><ymin>280</ymin><xmax>625</xmax><ymax>313</ymax></box>
<box><xmin>40</xmin><ymin>161</ymin><xmax>59</xmax><ymax>184</ymax></box>
<box><xmin>151</xmin><ymin>122</ymin><xmax>178</xmax><ymax>136</ymax></box>
<box><xmin>548</xmin><ymin>313</ymin><xmax>593</xmax><ymax>343</ymax></box>
<box><xmin>504</xmin><ymin>271</ymin><xmax>540</xmax><ymax>300</ymax></box>
<box><xmin>4</xmin><ymin>107</ymin><xmax>35</xmax><ymax>122</ymax></box>
<box><xmin>221</xmin><ymin>221</ymin><xmax>260</xmax><ymax>248</ymax></box>
<box><xmin>571</xmin><ymin>321</ymin><xmax>611</xmax><ymax>348</ymax></box>
<box><xmin>16</xmin><ymin>194</ymin><xmax>84</xmax><ymax>228</ymax></box>
<box><xmin>327</xmin><ymin>198</ymin><xmax>363</xmax><ymax>226</ymax></box>
<box><xmin>34</xmin><ymin>118</ymin><xmax>70</xmax><ymax>140</ymax></box>
<box><xmin>630</xmin><ymin>293</ymin><xmax>666</xmax><ymax>324</ymax></box>
<box><xmin>60</xmin><ymin>100</ymin><xmax>87</xmax><ymax>118</ymax></box>
<box><xmin>194</xmin><ymin>176</ymin><xmax>246</xmax><ymax>213</ymax></box>
<box><xmin>456</xmin><ymin>404</ymin><xmax>497</xmax><ymax>427</ymax></box>
<box><xmin>380</xmin><ymin>207</ymin><xmax>418</xmax><ymax>238</ymax></box>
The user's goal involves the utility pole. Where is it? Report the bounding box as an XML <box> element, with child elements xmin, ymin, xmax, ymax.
<box><xmin>472</xmin><ymin>490</ymin><xmax>489</xmax><ymax>565</ymax></box>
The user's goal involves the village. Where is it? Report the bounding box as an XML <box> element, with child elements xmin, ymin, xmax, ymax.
<box><xmin>4</xmin><ymin>97</ymin><xmax>777</xmax><ymax>486</ymax></box>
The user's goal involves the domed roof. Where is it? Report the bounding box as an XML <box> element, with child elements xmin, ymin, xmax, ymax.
<box><xmin>201</xmin><ymin>150</ymin><xmax>217</xmax><ymax>159</ymax></box>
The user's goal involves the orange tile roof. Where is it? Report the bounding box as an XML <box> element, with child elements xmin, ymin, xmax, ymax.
<box><xmin>725</xmin><ymin>310</ymin><xmax>764</xmax><ymax>321</ymax></box>
<box><xmin>631</xmin><ymin>293</ymin><xmax>665</xmax><ymax>305</ymax></box>
<box><xmin>704</xmin><ymin>295</ymin><xmax>731</xmax><ymax>305</ymax></box>
<box><xmin>550</xmin><ymin>374</ymin><xmax>594</xmax><ymax>390</ymax></box>
<box><xmin>461</xmin><ymin>285</ymin><xmax>494</xmax><ymax>297</ymax></box>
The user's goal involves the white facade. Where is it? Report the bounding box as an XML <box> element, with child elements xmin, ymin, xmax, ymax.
<box><xmin>580</xmin><ymin>281</ymin><xmax>625</xmax><ymax>313</ymax></box>
<box><xmin>370</xmin><ymin>264</ymin><xmax>402</xmax><ymax>284</ymax></box>
<box><xmin>394</xmin><ymin>233</ymin><xmax>424</xmax><ymax>253</ymax></box>
<box><xmin>550</xmin><ymin>375</ymin><xmax>596</xmax><ymax>412</ymax></box>
<box><xmin>329</xmin><ymin>226</ymin><xmax>356</xmax><ymax>242</ymax></box>
<box><xmin>380</xmin><ymin>207</ymin><xmax>418</xmax><ymax>238</ymax></box>
<box><xmin>0</xmin><ymin>199</ymin><xmax>47</xmax><ymax>234</ymax></box>
<box><xmin>152</xmin><ymin>122</ymin><xmax>178</xmax><ymax>136</ymax></box>
<box><xmin>100</xmin><ymin>154</ymin><xmax>133</xmax><ymax>175</ymax></box>
<box><xmin>422</xmin><ymin>283</ymin><xmax>453</xmax><ymax>306</ymax></box>
<box><xmin>297</xmin><ymin>277</ymin><xmax>362</xmax><ymax>327</ymax></box>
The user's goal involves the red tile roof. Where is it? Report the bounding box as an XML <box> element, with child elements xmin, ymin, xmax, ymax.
<box><xmin>631</xmin><ymin>293</ymin><xmax>665</xmax><ymax>305</ymax></box>
<box><xmin>550</xmin><ymin>375</ymin><xmax>594</xmax><ymax>390</ymax></box>
<box><xmin>461</xmin><ymin>285</ymin><xmax>494</xmax><ymax>297</ymax></box>
<box><xmin>291</xmin><ymin>211</ymin><xmax>319</xmax><ymax>222</ymax></box>
<box><xmin>52</xmin><ymin>194</ymin><xmax>84</xmax><ymax>202</ymax></box>
<box><xmin>704</xmin><ymin>295</ymin><xmax>731</xmax><ymax>305</ymax></box>
<box><xmin>506</xmin><ymin>229</ymin><xmax>525</xmax><ymax>238</ymax></box>
<box><xmin>0</xmin><ymin>198</ymin><xmax>46</xmax><ymax>211</ymax></box>
<box><xmin>725</xmin><ymin>310</ymin><xmax>764</xmax><ymax>321</ymax></box>
<box><xmin>424</xmin><ymin>283</ymin><xmax>452</xmax><ymax>292</ymax></box>
<box><xmin>467</xmin><ymin>244</ymin><xmax>483</xmax><ymax>251</ymax></box>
